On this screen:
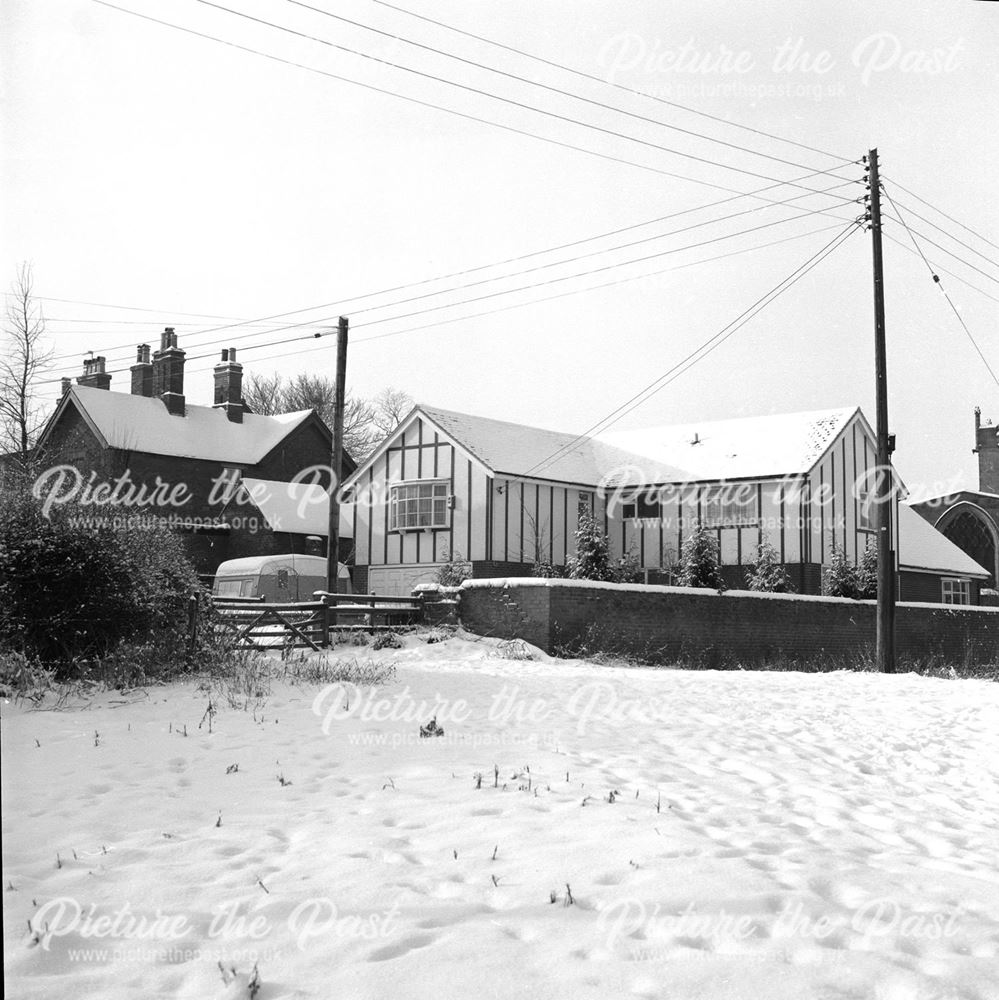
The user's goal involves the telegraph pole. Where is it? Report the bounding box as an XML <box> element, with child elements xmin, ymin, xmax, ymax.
<box><xmin>327</xmin><ymin>315</ymin><xmax>349</xmax><ymax>594</ymax></box>
<box><xmin>865</xmin><ymin>148</ymin><xmax>895</xmax><ymax>673</ymax></box>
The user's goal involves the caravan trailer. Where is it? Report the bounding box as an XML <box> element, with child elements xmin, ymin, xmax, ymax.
<box><xmin>212</xmin><ymin>555</ymin><xmax>351</xmax><ymax>602</ymax></box>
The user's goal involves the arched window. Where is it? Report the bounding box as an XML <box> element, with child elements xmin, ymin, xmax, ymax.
<box><xmin>941</xmin><ymin>510</ymin><xmax>996</xmax><ymax>587</ymax></box>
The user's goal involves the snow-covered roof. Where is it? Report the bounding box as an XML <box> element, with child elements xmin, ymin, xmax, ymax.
<box><xmin>417</xmin><ymin>405</ymin><xmax>691</xmax><ymax>486</ymax></box>
<box><xmin>214</xmin><ymin>553</ymin><xmax>349</xmax><ymax>578</ymax></box>
<box><xmin>236</xmin><ymin>477</ymin><xmax>345</xmax><ymax>536</ymax></box>
<box><xmin>599</xmin><ymin>407</ymin><xmax>860</xmax><ymax>481</ymax></box>
<box><xmin>215</xmin><ymin>554</ymin><xmax>329</xmax><ymax>576</ymax></box>
<box><xmin>898</xmin><ymin>504</ymin><xmax>989</xmax><ymax>578</ymax></box>
<box><xmin>59</xmin><ymin>385</ymin><xmax>315</xmax><ymax>464</ymax></box>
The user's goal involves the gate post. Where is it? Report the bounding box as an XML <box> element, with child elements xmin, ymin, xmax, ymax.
<box><xmin>314</xmin><ymin>591</ymin><xmax>331</xmax><ymax>648</ymax></box>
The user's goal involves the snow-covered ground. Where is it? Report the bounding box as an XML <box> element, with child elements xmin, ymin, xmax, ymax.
<box><xmin>3</xmin><ymin>635</ymin><xmax>999</xmax><ymax>1000</ymax></box>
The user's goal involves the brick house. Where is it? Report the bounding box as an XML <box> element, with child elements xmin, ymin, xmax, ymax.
<box><xmin>36</xmin><ymin>328</ymin><xmax>354</xmax><ymax>574</ymax></box>
<box><xmin>909</xmin><ymin>407</ymin><xmax>999</xmax><ymax>595</ymax></box>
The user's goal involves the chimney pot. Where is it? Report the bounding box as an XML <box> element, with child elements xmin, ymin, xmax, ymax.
<box><xmin>77</xmin><ymin>355</ymin><xmax>111</xmax><ymax>390</ymax></box>
<box><xmin>152</xmin><ymin>330</ymin><xmax>185</xmax><ymax>413</ymax></box>
<box><xmin>213</xmin><ymin>345</ymin><xmax>244</xmax><ymax>423</ymax></box>
<box><xmin>131</xmin><ymin>343</ymin><xmax>154</xmax><ymax>396</ymax></box>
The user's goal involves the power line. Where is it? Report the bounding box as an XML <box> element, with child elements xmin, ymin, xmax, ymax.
<box><xmin>189</xmin><ymin>0</ymin><xmax>859</xmax><ymax>199</ymax></box>
<box><xmin>45</xmin><ymin>213</ymin><xmax>853</xmax><ymax>385</ymax></box>
<box><xmin>880</xmin><ymin>174</ymin><xmax>999</xmax><ymax>252</ymax></box>
<box><xmin>370</xmin><ymin>0</ymin><xmax>853</xmax><ymax>165</ymax></box>
<box><xmin>348</xmin><ymin>207</ymin><xmax>860</xmax><ymax>333</ymax></box>
<box><xmin>523</xmin><ymin>221</ymin><xmax>861</xmax><ymax>477</ymax></box>
<box><xmin>35</xmin><ymin>220</ymin><xmax>847</xmax><ymax>399</ymax></box>
<box><xmin>880</xmin><ymin>214</ymin><xmax>999</xmax><ymax>286</ymax></box>
<box><xmin>885</xmin><ymin>198</ymin><xmax>999</xmax><ymax>270</ymax></box>
<box><xmin>343</xmin><ymin>184</ymin><xmax>857</xmax><ymax>319</ymax></box>
<box><xmin>283</xmin><ymin>0</ymin><xmax>853</xmax><ymax>178</ymax></box>
<box><xmin>50</xmin><ymin>175</ymin><xmax>859</xmax><ymax>364</ymax></box>
<box><xmin>227</xmin><ymin>220</ymin><xmax>854</xmax><ymax>368</ymax></box>
<box><xmin>882</xmin><ymin>232</ymin><xmax>999</xmax><ymax>306</ymax></box>
<box><xmin>94</xmin><ymin>0</ymin><xmax>800</xmax><ymax>200</ymax></box>
<box><xmin>882</xmin><ymin>184</ymin><xmax>999</xmax><ymax>389</ymax></box>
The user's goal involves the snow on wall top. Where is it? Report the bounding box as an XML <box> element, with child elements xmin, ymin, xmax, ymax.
<box><xmin>599</xmin><ymin>406</ymin><xmax>859</xmax><ymax>481</ymax></box>
<box><xmin>418</xmin><ymin>405</ymin><xmax>696</xmax><ymax>486</ymax></box>
<box><xmin>898</xmin><ymin>504</ymin><xmax>989</xmax><ymax>577</ymax></box>
<box><xmin>68</xmin><ymin>385</ymin><xmax>313</xmax><ymax>464</ymax></box>
<box><xmin>237</xmin><ymin>477</ymin><xmax>351</xmax><ymax>537</ymax></box>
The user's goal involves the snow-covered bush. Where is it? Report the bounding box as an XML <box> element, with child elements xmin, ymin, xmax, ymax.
<box><xmin>0</xmin><ymin>489</ymin><xmax>218</xmax><ymax>679</ymax></box>
<box><xmin>436</xmin><ymin>550</ymin><xmax>471</xmax><ymax>587</ymax></box>
<box><xmin>744</xmin><ymin>539</ymin><xmax>794</xmax><ymax>593</ymax></box>
<box><xmin>677</xmin><ymin>523</ymin><xmax>726</xmax><ymax>590</ymax></box>
<box><xmin>823</xmin><ymin>543</ymin><xmax>877</xmax><ymax>599</ymax></box>
<box><xmin>566</xmin><ymin>512</ymin><xmax>614</xmax><ymax>581</ymax></box>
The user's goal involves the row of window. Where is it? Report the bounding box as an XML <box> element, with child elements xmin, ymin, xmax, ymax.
<box><xmin>387</xmin><ymin>482</ymin><xmax>594</xmax><ymax>530</ymax></box>
<box><xmin>385</xmin><ymin>480</ymin><xmax>881</xmax><ymax>532</ymax></box>
<box><xmin>620</xmin><ymin>489</ymin><xmax>877</xmax><ymax>529</ymax></box>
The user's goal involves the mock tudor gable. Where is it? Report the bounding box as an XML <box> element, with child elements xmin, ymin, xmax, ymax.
<box><xmin>345</xmin><ymin>403</ymin><xmax>911</xmax><ymax>596</ymax></box>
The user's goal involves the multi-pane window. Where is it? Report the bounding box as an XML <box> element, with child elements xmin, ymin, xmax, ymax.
<box><xmin>389</xmin><ymin>480</ymin><xmax>450</xmax><ymax>530</ymax></box>
<box><xmin>621</xmin><ymin>493</ymin><xmax>662</xmax><ymax>520</ymax></box>
<box><xmin>941</xmin><ymin>578</ymin><xmax>971</xmax><ymax>605</ymax></box>
<box><xmin>702</xmin><ymin>485</ymin><xmax>758</xmax><ymax>527</ymax></box>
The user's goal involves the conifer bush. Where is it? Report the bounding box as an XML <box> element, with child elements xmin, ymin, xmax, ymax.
<box><xmin>565</xmin><ymin>513</ymin><xmax>615</xmax><ymax>581</ymax></box>
<box><xmin>745</xmin><ymin>539</ymin><xmax>794</xmax><ymax>593</ymax></box>
<box><xmin>677</xmin><ymin>523</ymin><xmax>726</xmax><ymax>590</ymax></box>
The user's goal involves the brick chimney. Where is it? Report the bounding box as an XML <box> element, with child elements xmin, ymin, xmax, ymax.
<box><xmin>61</xmin><ymin>377</ymin><xmax>72</xmax><ymax>397</ymax></box>
<box><xmin>130</xmin><ymin>344</ymin><xmax>154</xmax><ymax>397</ymax></box>
<box><xmin>212</xmin><ymin>347</ymin><xmax>243</xmax><ymax>423</ymax></box>
<box><xmin>77</xmin><ymin>356</ymin><xmax>111</xmax><ymax>390</ymax></box>
<box><xmin>974</xmin><ymin>406</ymin><xmax>999</xmax><ymax>493</ymax></box>
<box><xmin>152</xmin><ymin>327</ymin><xmax>186</xmax><ymax>416</ymax></box>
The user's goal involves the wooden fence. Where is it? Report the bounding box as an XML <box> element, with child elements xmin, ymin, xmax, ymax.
<box><xmin>208</xmin><ymin>591</ymin><xmax>423</xmax><ymax>653</ymax></box>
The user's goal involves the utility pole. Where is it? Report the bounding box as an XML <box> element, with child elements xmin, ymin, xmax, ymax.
<box><xmin>866</xmin><ymin>148</ymin><xmax>895</xmax><ymax>673</ymax></box>
<box><xmin>327</xmin><ymin>315</ymin><xmax>349</xmax><ymax>594</ymax></box>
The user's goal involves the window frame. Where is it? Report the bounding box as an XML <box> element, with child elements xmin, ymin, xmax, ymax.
<box><xmin>941</xmin><ymin>577</ymin><xmax>971</xmax><ymax>605</ymax></box>
<box><xmin>388</xmin><ymin>479</ymin><xmax>452</xmax><ymax>531</ymax></box>
<box><xmin>857</xmin><ymin>490</ymin><xmax>875</xmax><ymax>532</ymax></box>
<box><xmin>621</xmin><ymin>491</ymin><xmax>662</xmax><ymax>521</ymax></box>
<box><xmin>701</xmin><ymin>485</ymin><xmax>760</xmax><ymax>528</ymax></box>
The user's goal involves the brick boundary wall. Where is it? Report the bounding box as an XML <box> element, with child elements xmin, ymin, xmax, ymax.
<box><xmin>458</xmin><ymin>579</ymin><xmax>999</xmax><ymax>666</ymax></box>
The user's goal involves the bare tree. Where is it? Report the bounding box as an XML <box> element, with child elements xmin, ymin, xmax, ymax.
<box><xmin>370</xmin><ymin>387</ymin><xmax>414</xmax><ymax>438</ymax></box>
<box><xmin>241</xmin><ymin>371</ymin><xmax>283</xmax><ymax>417</ymax></box>
<box><xmin>1</xmin><ymin>264</ymin><xmax>53</xmax><ymax>458</ymax></box>
<box><xmin>241</xmin><ymin>372</ymin><xmax>379</xmax><ymax>460</ymax></box>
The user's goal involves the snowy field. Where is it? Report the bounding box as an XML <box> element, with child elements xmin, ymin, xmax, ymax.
<box><xmin>3</xmin><ymin>635</ymin><xmax>999</xmax><ymax>1000</ymax></box>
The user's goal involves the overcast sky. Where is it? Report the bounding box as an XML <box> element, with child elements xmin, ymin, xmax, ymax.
<box><xmin>2</xmin><ymin>0</ymin><xmax>997</xmax><ymax>497</ymax></box>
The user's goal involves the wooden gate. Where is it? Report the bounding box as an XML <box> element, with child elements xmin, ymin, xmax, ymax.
<box><xmin>212</xmin><ymin>592</ymin><xmax>423</xmax><ymax>651</ymax></box>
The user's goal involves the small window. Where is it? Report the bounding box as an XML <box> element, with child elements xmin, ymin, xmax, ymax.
<box><xmin>578</xmin><ymin>491</ymin><xmax>593</xmax><ymax>521</ymax></box>
<box><xmin>941</xmin><ymin>578</ymin><xmax>970</xmax><ymax>605</ymax></box>
<box><xmin>390</xmin><ymin>480</ymin><xmax>451</xmax><ymax>530</ymax></box>
<box><xmin>858</xmin><ymin>491</ymin><xmax>874</xmax><ymax>531</ymax></box>
<box><xmin>621</xmin><ymin>492</ymin><xmax>660</xmax><ymax>520</ymax></box>
<box><xmin>702</xmin><ymin>485</ymin><xmax>758</xmax><ymax>527</ymax></box>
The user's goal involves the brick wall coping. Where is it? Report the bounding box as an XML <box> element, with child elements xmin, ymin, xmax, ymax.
<box><xmin>459</xmin><ymin>577</ymin><xmax>999</xmax><ymax>613</ymax></box>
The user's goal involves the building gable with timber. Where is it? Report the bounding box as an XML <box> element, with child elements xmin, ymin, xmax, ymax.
<box><xmin>343</xmin><ymin>404</ymin><xmax>985</xmax><ymax>598</ymax></box>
